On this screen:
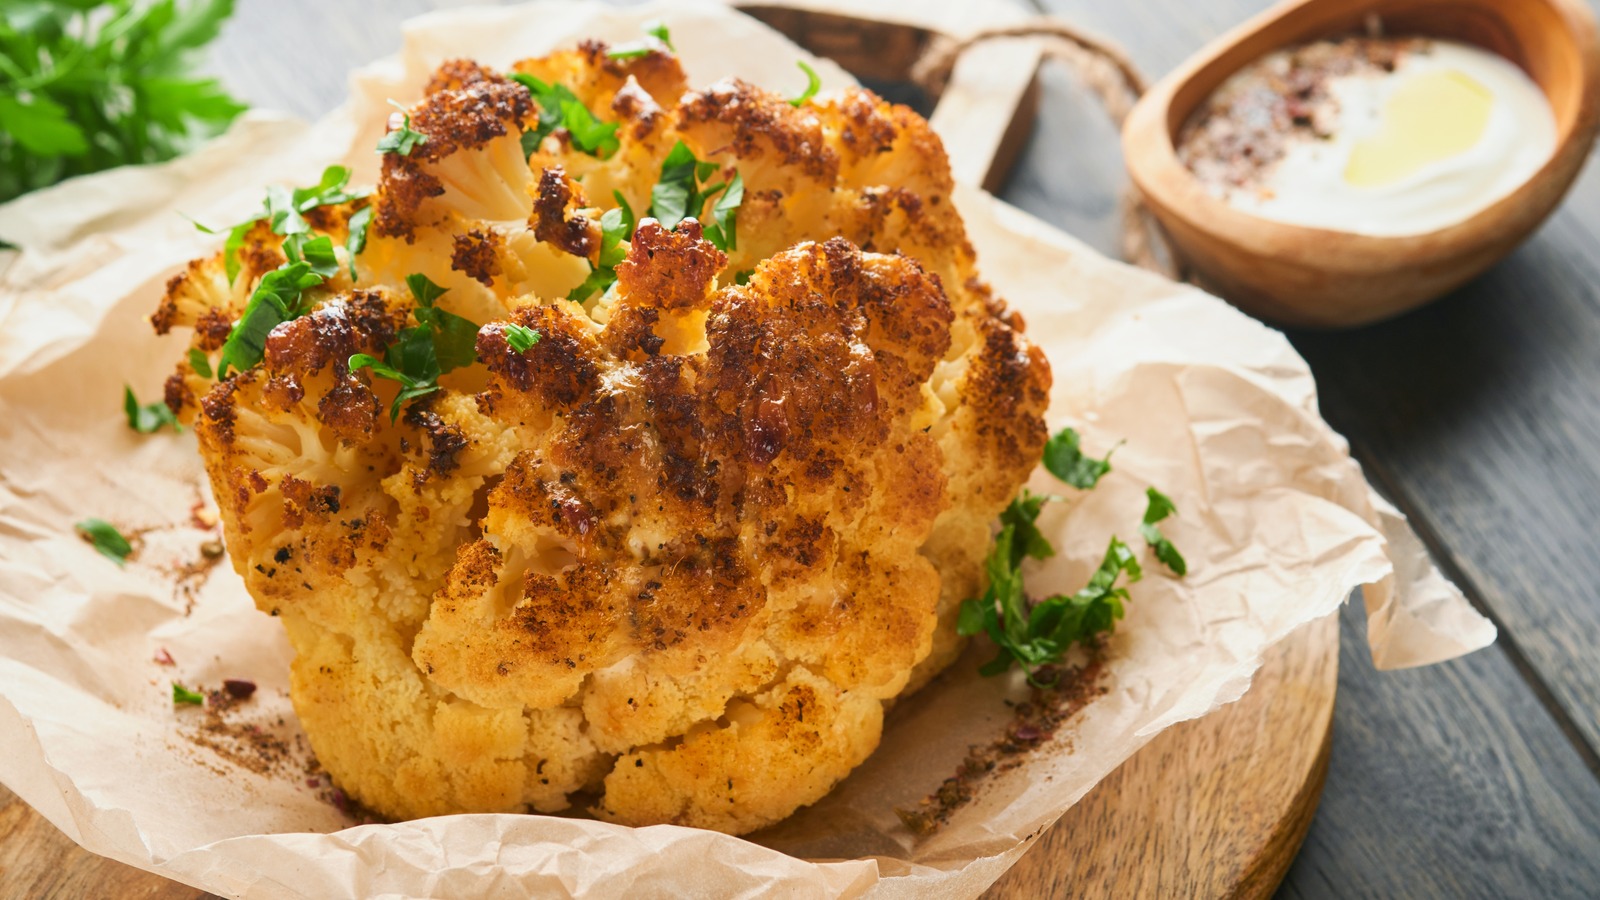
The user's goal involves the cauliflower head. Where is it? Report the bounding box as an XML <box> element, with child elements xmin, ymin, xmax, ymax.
<box><xmin>152</xmin><ymin>40</ymin><xmax>1050</xmax><ymax>834</ymax></box>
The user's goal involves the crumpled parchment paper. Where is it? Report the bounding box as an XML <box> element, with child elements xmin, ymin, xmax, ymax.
<box><xmin>0</xmin><ymin>2</ymin><xmax>1497</xmax><ymax>897</ymax></box>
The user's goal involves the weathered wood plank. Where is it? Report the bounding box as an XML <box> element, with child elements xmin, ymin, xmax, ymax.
<box><xmin>0</xmin><ymin>784</ymin><xmax>208</xmax><ymax>900</ymax></box>
<box><xmin>1026</xmin><ymin>0</ymin><xmax>1600</xmax><ymax>892</ymax></box>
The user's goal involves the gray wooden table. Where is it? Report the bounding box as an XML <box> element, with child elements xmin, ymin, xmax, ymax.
<box><xmin>12</xmin><ymin>0</ymin><xmax>1598</xmax><ymax>896</ymax></box>
<box><xmin>214</xmin><ymin>0</ymin><xmax>1600</xmax><ymax>895</ymax></box>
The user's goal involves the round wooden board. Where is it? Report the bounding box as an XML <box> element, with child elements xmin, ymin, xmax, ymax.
<box><xmin>986</xmin><ymin>614</ymin><xmax>1340</xmax><ymax>899</ymax></box>
<box><xmin>0</xmin><ymin>616</ymin><xmax>1337</xmax><ymax>899</ymax></box>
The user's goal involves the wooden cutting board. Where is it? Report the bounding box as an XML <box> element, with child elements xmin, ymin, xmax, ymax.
<box><xmin>0</xmin><ymin>3</ymin><xmax>1339</xmax><ymax>897</ymax></box>
<box><xmin>0</xmin><ymin>617</ymin><xmax>1336</xmax><ymax>898</ymax></box>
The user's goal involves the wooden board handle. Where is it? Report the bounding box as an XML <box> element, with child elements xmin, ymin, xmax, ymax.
<box><xmin>734</xmin><ymin>1</ymin><xmax>1043</xmax><ymax>191</ymax></box>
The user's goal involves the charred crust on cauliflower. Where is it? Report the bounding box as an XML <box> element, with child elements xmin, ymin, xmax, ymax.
<box><xmin>451</xmin><ymin>229</ymin><xmax>505</xmax><ymax>287</ymax></box>
<box><xmin>154</xmin><ymin>50</ymin><xmax>1052</xmax><ymax>836</ymax></box>
<box><xmin>530</xmin><ymin>167</ymin><xmax>597</xmax><ymax>259</ymax></box>
<box><xmin>616</xmin><ymin>220</ymin><xmax>724</xmax><ymax>310</ymax></box>
<box><xmin>678</xmin><ymin>79</ymin><xmax>839</xmax><ymax>182</ymax></box>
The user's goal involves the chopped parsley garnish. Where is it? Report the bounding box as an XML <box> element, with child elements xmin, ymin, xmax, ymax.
<box><xmin>733</xmin><ymin>269</ymin><xmax>755</xmax><ymax>286</ymax></box>
<box><xmin>509</xmin><ymin>73</ymin><xmax>619</xmax><ymax>159</ymax></box>
<box><xmin>211</xmin><ymin>165</ymin><xmax>370</xmax><ymax>285</ymax></box>
<box><xmin>1042</xmin><ymin>426</ymin><xmax>1115</xmax><ymax>490</ymax></box>
<box><xmin>1140</xmin><ymin>488</ymin><xmax>1187</xmax><ymax>576</ymax></box>
<box><xmin>505</xmin><ymin>323</ymin><xmax>542</xmax><ymax>353</ymax></box>
<box><xmin>648</xmin><ymin>141</ymin><xmax>745</xmax><ymax>251</ymax></box>
<box><xmin>345</xmin><ymin>205</ymin><xmax>374</xmax><ymax>281</ymax></box>
<box><xmin>376</xmin><ymin>100</ymin><xmax>428</xmax><ymax>157</ymax></box>
<box><xmin>76</xmin><ymin>518</ymin><xmax>132</xmax><ymax>566</ymax></box>
<box><xmin>568</xmin><ymin>191</ymin><xmax>636</xmax><ymax>303</ymax></box>
<box><xmin>212</xmin><ymin>167</ymin><xmax>373</xmax><ymax>377</ymax></box>
<box><xmin>789</xmin><ymin>60</ymin><xmax>822</xmax><ymax>107</ymax></box>
<box><xmin>187</xmin><ymin>348</ymin><xmax>213</xmax><ymax>379</ymax></box>
<box><xmin>172</xmin><ymin>683</ymin><xmax>206</xmax><ymax>706</ymax></box>
<box><xmin>216</xmin><ymin>262</ymin><xmax>322</xmax><ymax>378</ymax></box>
<box><xmin>350</xmin><ymin>275</ymin><xmax>480</xmax><ymax>422</ymax></box>
<box><xmin>606</xmin><ymin>20</ymin><xmax>674</xmax><ymax>59</ymax></box>
<box><xmin>124</xmin><ymin>386</ymin><xmax>181</xmax><ymax>434</ymax></box>
<box><xmin>958</xmin><ymin>427</ymin><xmax>1187</xmax><ymax>681</ymax></box>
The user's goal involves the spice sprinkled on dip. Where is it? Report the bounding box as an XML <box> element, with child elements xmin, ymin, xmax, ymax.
<box><xmin>1177</xmin><ymin>36</ymin><xmax>1556</xmax><ymax>236</ymax></box>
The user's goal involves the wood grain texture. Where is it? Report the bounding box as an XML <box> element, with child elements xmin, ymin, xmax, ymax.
<box><xmin>9</xmin><ymin>0</ymin><xmax>1600</xmax><ymax>896</ymax></box>
<box><xmin>986</xmin><ymin>615</ymin><xmax>1339</xmax><ymax>900</ymax></box>
<box><xmin>1027</xmin><ymin>0</ymin><xmax>1600</xmax><ymax>894</ymax></box>
<box><xmin>0</xmin><ymin>784</ymin><xmax>207</xmax><ymax>900</ymax></box>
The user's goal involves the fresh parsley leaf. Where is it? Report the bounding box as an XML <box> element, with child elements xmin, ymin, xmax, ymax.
<box><xmin>505</xmin><ymin>323</ymin><xmax>541</xmax><ymax>353</ymax></box>
<box><xmin>647</xmin><ymin>21</ymin><xmax>674</xmax><ymax>50</ymax></box>
<box><xmin>0</xmin><ymin>0</ymin><xmax>247</xmax><ymax>204</ymax></box>
<box><xmin>999</xmin><ymin>489</ymin><xmax>1056</xmax><ymax>566</ymax></box>
<box><xmin>283</xmin><ymin>233</ymin><xmax>340</xmax><ymax>280</ymax></box>
<box><xmin>606</xmin><ymin>20</ymin><xmax>674</xmax><ymax>59</ymax></box>
<box><xmin>406</xmin><ymin>273</ymin><xmax>448</xmax><ymax>307</ymax></box>
<box><xmin>509</xmin><ymin>73</ymin><xmax>618</xmax><ymax>159</ymax></box>
<box><xmin>733</xmin><ymin>269</ymin><xmax>755</xmax><ymax>286</ymax></box>
<box><xmin>376</xmin><ymin>100</ymin><xmax>428</xmax><ymax>157</ymax></box>
<box><xmin>345</xmin><ymin>205</ymin><xmax>373</xmax><ymax>281</ymax></box>
<box><xmin>1139</xmin><ymin>487</ymin><xmax>1187</xmax><ymax>576</ymax></box>
<box><xmin>349</xmin><ymin>351</ymin><xmax>439</xmax><ymax>423</ymax></box>
<box><xmin>216</xmin><ymin>262</ymin><xmax>323</xmax><ymax>378</ymax></box>
<box><xmin>568</xmin><ymin>194</ymin><xmax>637</xmax><ymax>303</ymax></box>
<box><xmin>648</xmin><ymin>141</ymin><xmax>745</xmax><ymax>250</ymax></box>
<box><xmin>789</xmin><ymin>60</ymin><xmax>822</xmax><ymax>107</ymax></box>
<box><xmin>222</xmin><ymin>220</ymin><xmax>251</xmax><ymax>285</ymax></box>
<box><xmin>76</xmin><ymin>518</ymin><xmax>132</xmax><ymax>566</ymax></box>
<box><xmin>703</xmin><ymin>170</ymin><xmax>744</xmax><ymax>252</ymax></box>
<box><xmin>187</xmin><ymin>348</ymin><xmax>213</xmax><ymax>379</ymax></box>
<box><xmin>650</xmin><ymin>141</ymin><xmax>700</xmax><ymax>229</ymax></box>
<box><xmin>1042</xmin><ymin>426</ymin><xmax>1115</xmax><ymax>490</ymax></box>
<box><xmin>172</xmin><ymin>682</ymin><xmax>206</xmax><ymax>706</ymax></box>
<box><xmin>352</xmin><ymin>275</ymin><xmax>480</xmax><ymax>421</ymax></box>
<box><xmin>124</xmin><ymin>386</ymin><xmax>181</xmax><ymax>434</ymax></box>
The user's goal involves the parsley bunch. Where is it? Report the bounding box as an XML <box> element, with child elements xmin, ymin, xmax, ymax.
<box><xmin>0</xmin><ymin>0</ymin><xmax>247</xmax><ymax>204</ymax></box>
<box><xmin>349</xmin><ymin>274</ymin><xmax>480</xmax><ymax>422</ymax></box>
<box><xmin>958</xmin><ymin>427</ymin><xmax>1188</xmax><ymax>682</ymax></box>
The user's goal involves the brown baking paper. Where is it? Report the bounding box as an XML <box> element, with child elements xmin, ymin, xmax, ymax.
<box><xmin>0</xmin><ymin>2</ymin><xmax>1497</xmax><ymax>897</ymax></box>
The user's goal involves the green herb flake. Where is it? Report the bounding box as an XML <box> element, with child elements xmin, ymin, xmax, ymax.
<box><xmin>1042</xmin><ymin>426</ymin><xmax>1115</xmax><ymax>490</ymax></box>
<box><xmin>647</xmin><ymin>141</ymin><xmax>745</xmax><ymax>251</ymax></box>
<box><xmin>1139</xmin><ymin>487</ymin><xmax>1188</xmax><ymax>576</ymax></box>
<box><xmin>606</xmin><ymin>20</ymin><xmax>674</xmax><ymax>59</ymax></box>
<box><xmin>187</xmin><ymin>348</ymin><xmax>213</xmax><ymax>379</ymax></box>
<box><xmin>505</xmin><ymin>323</ymin><xmax>541</xmax><ymax>353</ymax></box>
<box><xmin>376</xmin><ymin>100</ymin><xmax>429</xmax><ymax>157</ymax></box>
<box><xmin>509</xmin><ymin>73</ymin><xmax>619</xmax><ymax>159</ymax></box>
<box><xmin>216</xmin><ymin>261</ymin><xmax>323</xmax><ymax>378</ymax></box>
<box><xmin>345</xmin><ymin>205</ymin><xmax>374</xmax><ymax>281</ymax></box>
<box><xmin>351</xmin><ymin>275</ymin><xmax>481</xmax><ymax>421</ymax></box>
<box><xmin>76</xmin><ymin>518</ymin><xmax>132</xmax><ymax>566</ymax></box>
<box><xmin>789</xmin><ymin>60</ymin><xmax>822</xmax><ymax>107</ymax></box>
<box><xmin>406</xmin><ymin>273</ymin><xmax>448</xmax><ymax>307</ymax></box>
<box><xmin>124</xmin><ymin>386</ymin><xmax>181</xmax><ymax>434</ymax></box>
<box><xmin>568</xmin><ymin>192</ymin><xmax>637</xmax><ymax>303</ymax></box>
<box><xmin>172</xmin><ymin>683</ymin><xmax>206</xmax><ymax>706</ymax></box>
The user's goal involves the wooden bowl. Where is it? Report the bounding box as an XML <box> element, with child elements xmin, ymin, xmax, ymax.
<box><xmin>1122</xmin><ymin>0</ymin><xmax>1600</xmax><ymax>328</ymax></box>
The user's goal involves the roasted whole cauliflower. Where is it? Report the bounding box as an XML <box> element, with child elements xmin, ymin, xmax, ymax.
<box><xmin>152</xmin><ymin>38</ymin><xmax>1050</xmax><ymax>834</ymax></box>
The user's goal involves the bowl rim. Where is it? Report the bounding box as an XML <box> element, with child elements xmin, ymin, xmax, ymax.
<box><xmin>1122</xmin><ymin>0</ymin><xmax>1600</xmax><ymax>263</ymax></box>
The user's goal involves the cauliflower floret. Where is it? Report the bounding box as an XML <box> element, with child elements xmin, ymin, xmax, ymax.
<box><xmin>152</xmin><ymin>42</ymin><xmax>1050</xmax><ymax>835</ymax></box>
